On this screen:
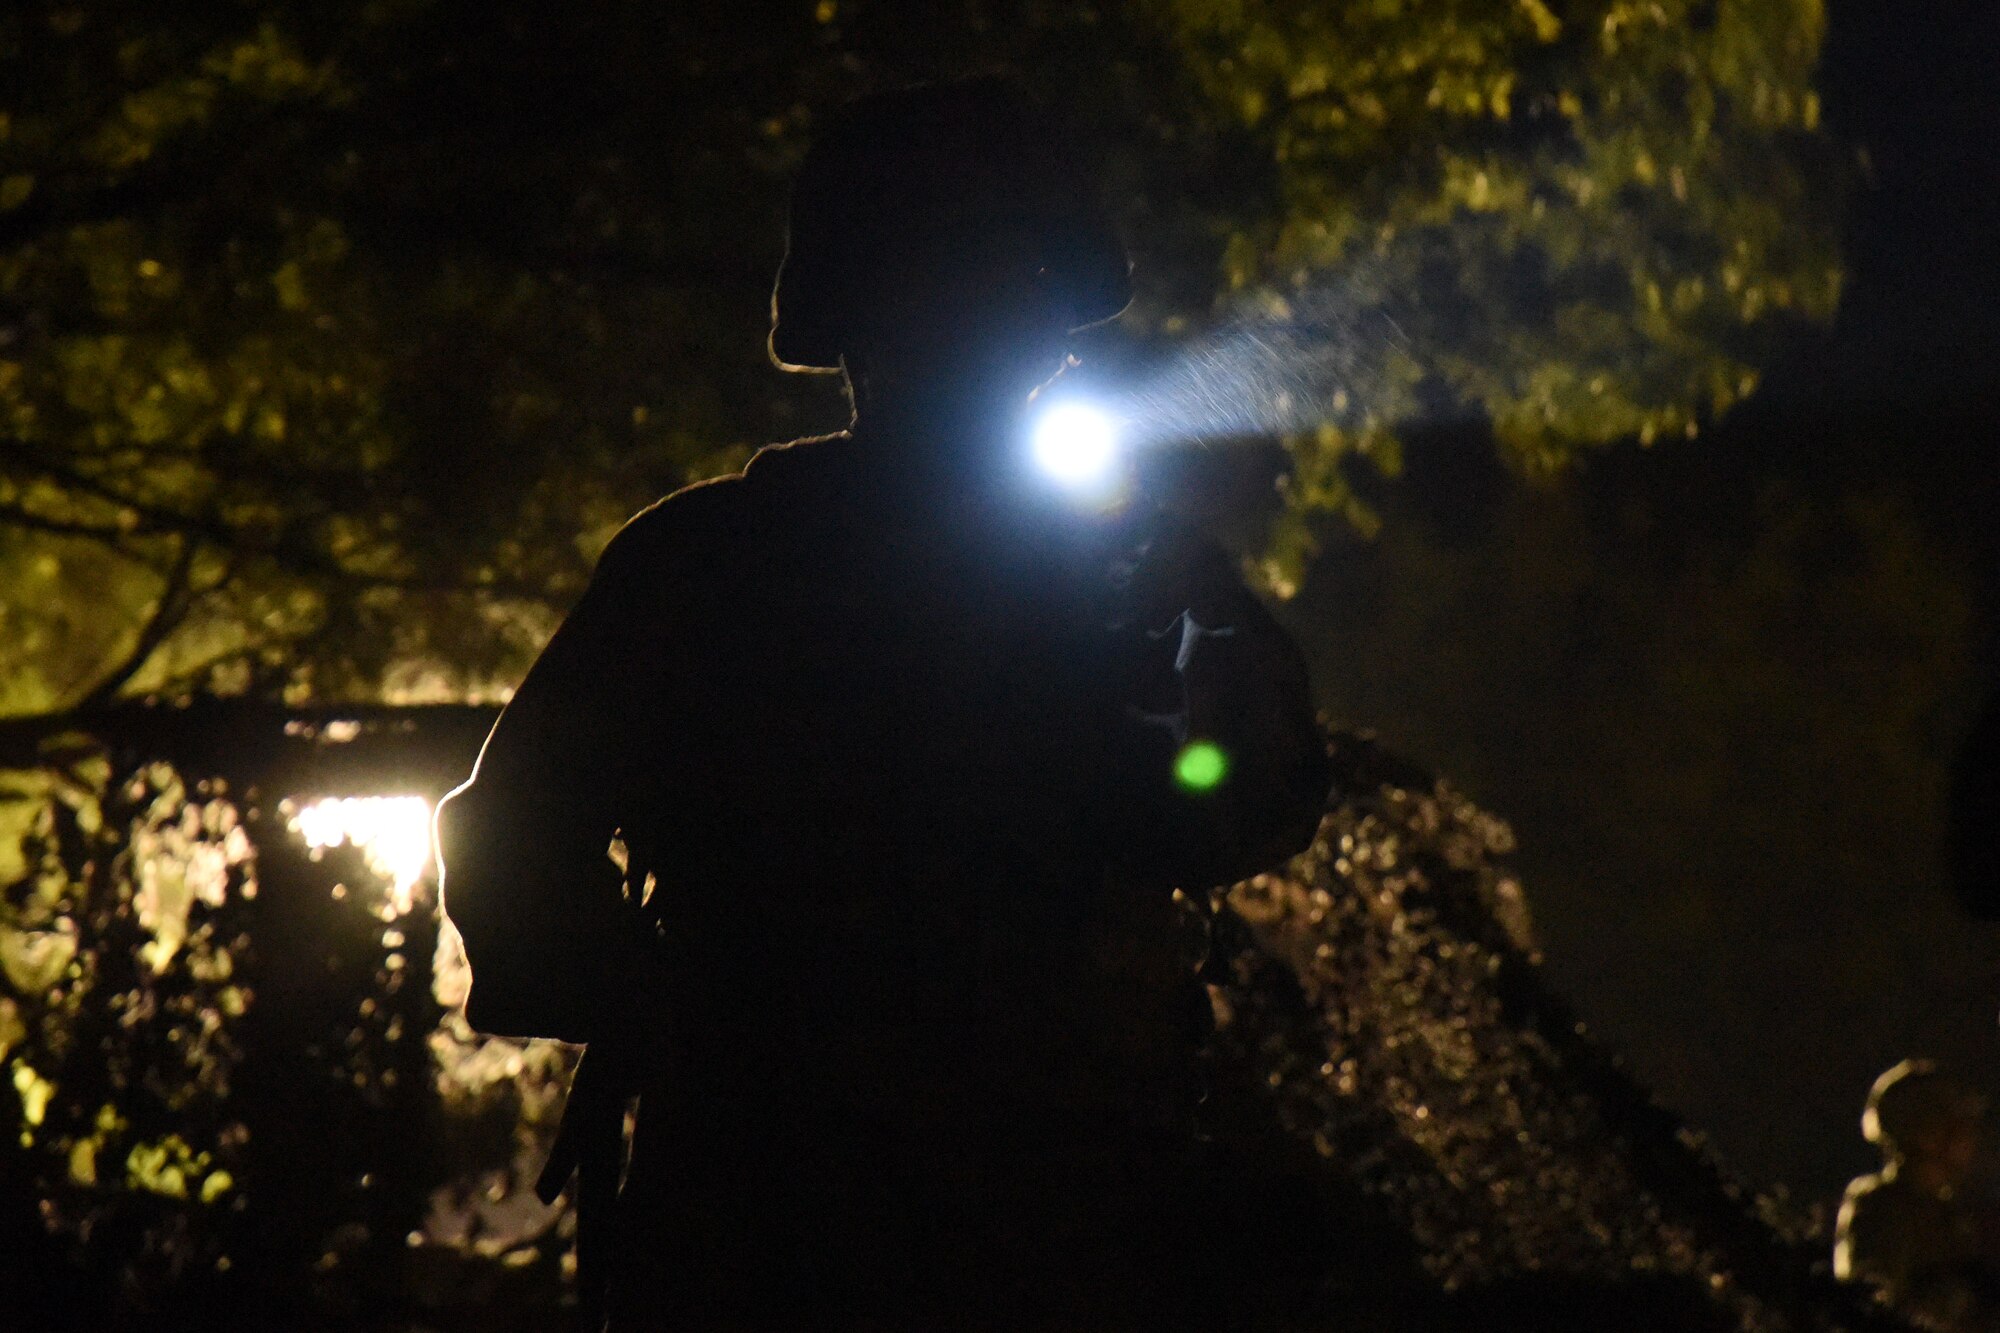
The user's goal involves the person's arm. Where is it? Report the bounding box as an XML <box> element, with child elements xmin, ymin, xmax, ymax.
<box><xmin>1109</xmin><ymin>517</ymin><xmax>1331</xmax><ymax>891</ymax></box>
<box><xmin>435</xmin><ymin>511</ymin><xmax>681</xmax><ymax>1045</ymax></box>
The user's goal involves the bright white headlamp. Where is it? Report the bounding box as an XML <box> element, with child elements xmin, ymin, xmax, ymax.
<box><xmin>1028</xmin><ymin>400</ymin><xmax>1121</xmax><ymax>492</ymax></box>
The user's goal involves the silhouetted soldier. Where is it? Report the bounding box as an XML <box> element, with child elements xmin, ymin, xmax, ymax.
<box><xmin>437</xmin><ymin>80</ymin><xmax>1331</xmax><ymax>1330</ymax></box>
<box><xmin>1837</xmin><ymin>1060</ymin><xmax>2000</xmax><ymax>1331</ymax></box>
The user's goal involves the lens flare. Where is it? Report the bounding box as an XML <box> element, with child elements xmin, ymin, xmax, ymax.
<box><xmin>1030</xmin><ymin>401</ymin><xmax>1120</xmax><ymax>487</ymax></box>
<box><xmin>1175</xmin><ymin>741</ymin><xmax>1229</xmax><ymax>792</ymax></box>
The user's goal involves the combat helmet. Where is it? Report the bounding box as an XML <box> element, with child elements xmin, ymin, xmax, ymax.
<box><xmin>1863</xmin><ymin>1059</ymin><xmax>1989</xmax><ymax>1161</ymax></box>
<box><xmin>770</xmin><ymin>78</ymin><xmax>1132</xmax><ymax>372</ymax></box>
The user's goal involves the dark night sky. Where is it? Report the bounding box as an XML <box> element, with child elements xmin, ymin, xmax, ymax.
<box><xmin>1749</xmin><ymin>0</ymin><xmax>1999</xmax><ymax>544</ymax></box>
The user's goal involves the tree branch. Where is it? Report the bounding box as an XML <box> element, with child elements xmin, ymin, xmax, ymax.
<box><xmin>0</xmin><ymin>497</ymin><xmax>144</xmax><ymax>544</ymax></box>
<box><xmin>4</xmin><ymin>436</ymin><xmax>562</xmax><ymax>601</ymax></box>
<box><xmin>72</xmin><ymin>535</ymin><xmax>200</xmax><ymax>710</ymax></box>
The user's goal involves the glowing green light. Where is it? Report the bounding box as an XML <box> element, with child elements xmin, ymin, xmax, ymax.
<box><xmin>1174</xmin><ymin>741</ymin><xmax>1229</xmax><ymax>792</ymax></box>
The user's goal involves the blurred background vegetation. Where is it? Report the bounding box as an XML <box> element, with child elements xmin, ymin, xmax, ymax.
<box><xmin>0</xmin><ymin>0</ymin><xmax>1842</xmax><ymax>707</ymax></box>
<box><xmin>2</xmin><ymin>0</ymin><xmax>1993</xmax><ymax>1322</ymax></box>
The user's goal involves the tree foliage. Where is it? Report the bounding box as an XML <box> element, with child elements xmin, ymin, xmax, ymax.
<box><xmin>0</xmin><ymin>0</ymin><xmax>1840</xmax><ymax>707</ymax></box>
<box><xmin>1146</xmin><ymin>0</ymin><xmax>1840</xmax><ymax>580</ymax></box>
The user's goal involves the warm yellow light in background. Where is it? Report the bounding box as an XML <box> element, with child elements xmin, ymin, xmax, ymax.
<box><xmin>289</xmin><ymin>796</ymin><xmax>434</xmax><ymax>913</ymax></box>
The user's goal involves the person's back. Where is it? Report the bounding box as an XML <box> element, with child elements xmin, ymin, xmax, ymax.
<box><xmin>603</xmin><ymin>433</ymin><xmax>1253</xmax><ymax>1318</ymax></box>
<box><xmin>437</xmin><ymin>80</ymin><xmax>1332</xmax><ymax>1328</ymax></box>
